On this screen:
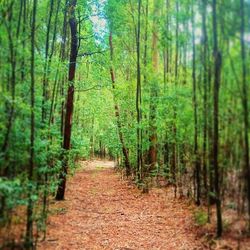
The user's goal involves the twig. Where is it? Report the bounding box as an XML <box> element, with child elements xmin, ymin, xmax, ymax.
<box><xmin>78</xmin><ymin>50</ymin><xmax>106</xmax><ymax>57</ymax></box>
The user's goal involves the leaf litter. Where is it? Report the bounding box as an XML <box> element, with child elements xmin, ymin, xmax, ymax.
<box><xmin>38</xmin><ymin>160</ymin><xmax>206</xmax><ymax>250</ymax></box>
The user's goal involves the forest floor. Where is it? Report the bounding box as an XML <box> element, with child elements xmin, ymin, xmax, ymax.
<box><xmin>38</xmin><ymin>160</ymin><xmax>204</xmax><ymax>250</ymax></box>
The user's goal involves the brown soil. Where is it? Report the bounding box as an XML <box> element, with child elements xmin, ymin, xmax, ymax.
<box><xmin>38</xmin><ymin>160</ymin><xmax>204</xmax><ymax>250</ymax></box>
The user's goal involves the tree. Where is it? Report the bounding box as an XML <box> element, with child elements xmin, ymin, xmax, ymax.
<box><xmin>108</xmin><ymin>31</ymin><xmax>131</xmax><ymax>177</ymax></box>
<box><xmin>26</xmin><ymin>0</ymin><xmax>37</xmax><ymax>246</ymax></box>
<box><xmin>56</xmin><ymin>0</ymin><xmax>78</xmax><ymax>200</ymax></box>
<box><xmin>136</xmin><ymin>0</ymin><xmax>142</xmax><ymax>179</ymax></box>
<box><xmin>148</xmin><ymin>0</ymin><xmax>160</xmax><ymax>170</ymax></box>
<box><xmin>212</xmin><ymin>0</ymin><xmax>223</xmax><ymax>237</ymax></box>
<box><xmin>191</xmin><ymin>0</ymin><xmax>200</xmax><ymax>206</ymax></box>
<box><xmin>240</xmin><ymin>0</ymin><xmax>250</xmax><ymax>231</ymax></box>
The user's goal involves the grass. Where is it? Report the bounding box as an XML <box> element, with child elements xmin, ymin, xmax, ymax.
<box><xmin>194</xmin><ymin>209</ymin><xmax>208</xmax><ymax>226</ymax></box>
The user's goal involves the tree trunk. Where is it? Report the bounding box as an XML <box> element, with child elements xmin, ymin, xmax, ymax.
<box><xmin>201</xmin><ymin>0</ymin><xmax>208</xmax><ymax>200</ymax></box>
<box><xmin>172</xmin><ymin>0</ymin><xmax>179</xmax><ymax>197</ymax></box>
<box><xmin>240</xmin><ymin>0</ymin><xmax>250</xmax><ymax>231</ymax></box>
<box><xmin>56</xmin><ymin>0</ymin><xmax>78</xmax><ymax>201</ymax></box>
<box><xmin>192</xmin><ymin>1</ymin><xmax>200</xmax><ymax>206</ymax></box>
<box><xmin>109</xmin><ymin>31</ymin><xmax>131</xmax><ymax>177</ymax></box>
<box><xmin>25</xmin><ymin>0</ymin><xmax>37</xmax><ymax>247</ymax></box>
<box><xmin>148</xmin><ymin>0</ymin><xmax>159</xmax><ymax>170</ymax></box>
<box><xmin>41</xmin><ymin>0</ymin><xmax>54</xmax><ymax>123</ymax></box>
<box><xmin>1</xmin><ymin>3</ymin><xmax>16</xmax><ymax>176</ymax></box>
<box><xmin>212</xmin><ymin>0</ymin><xmax>223</xmax><ymax>237</ymax></box>
<box><xmin>136</xmin><ymin>0</ymin><xmax>142</xmax><ymax>179</ymax></box>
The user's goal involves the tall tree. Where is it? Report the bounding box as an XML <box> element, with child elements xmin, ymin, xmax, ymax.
<box><xmin>1</xmin><ymin>2</ymin><xmax>16</xmax><ymax>174</ymax></box>
<box><xmin>136</xmin><ymin>0</ymin><xmax>142</xmax><ymax>179</ymax></box>
<box><xmin>201</xmin><ymin>0</ymin><xmax>208</xmax><ymax>199</ymax></box>
<box><xmin>148</xmin><ymin>0</ymin><xmax>160</xmax><ymax>170</ymax></box>
<box><xmin>26</xmin><ymin>0</ymin><xmax>37</xmax><ymax>246</ymax></box>
<box><xmin>212</xmin><ymin>0</ymin><xmax>223</xmax><ymax>237</ymax></box>
<box><xmin>240</xmin><ymin>0</ymin><xmax>250</xmax><ymax>231</ymax></box>
<box><xmin>191</xmin><ymin>1</ymin><xmax>200</xmax><ymax>206</ymax></box>
<box><xmin>41</xmin><ymin>0</ymin><xmax>55</xmax><ymax>123</ymax></box>
<box><xmin>172</xmin><ymin>0</ymin><xmax>179</xmax><ymax>197</ymax></box>
<box><xmin>56</xmin><ymin>0</ymin><xmax>78</xmax><ymax>200</ymax></box>
<box><xmin>109</xmin><ymin>31</ymin><xmax>131</xmax><ymax>177</ymax></box>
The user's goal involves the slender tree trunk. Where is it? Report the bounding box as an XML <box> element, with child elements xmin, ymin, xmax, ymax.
<box><xmin>21</xmin><ymin>0</ymin><xmax>26</xmax><ymax>82</ymax></box>
<box><xmin>41</xmin><ymin>0</ymin><xmax>54</xmax><ymax>123</ymax></box>
<box><xmin>42</xmin><ymin>1</ymin><xmax>62</xmax><ymax>236</ymax></box>
<box><xmin>201</xmin><ymin>0</ymin><xmax>208</xmax><ymax>199</ymax></box>
<box><xmin>48</xmin><ymin>0</ymin><xmax>61</xmax><ymax>125</ymax></box>
<box><xmin>201</xmin><ymin>0</ymin><xmax>212</xmax><ymax>222</ymax></box>
<box><xmin>143</xmin><ymin>0</ymin><xmax>148</xmax><ymax>85</ymax></box>
<box><xmin>240</xmin><ymin>0</ymin><xmax>250</xmax><ymax>231</ymax></box>
<box><xmin>148</xmin><ymin>0</ymin><xmax>159</xmax><ymax>170</ymax></box>
<box><xmin>56</xmin><ymin>0</ymin><xmax>78</xmax><ymax>200</ymax></box>
<box><xmin>90</xmin><ymin>117</ymin><xmax>95</xmax><ymax>158</ymax></box>
<box><xmin>212</xmin><ymin>0</ymin><xmax>223</xmax><ymax>237</ymax></box>
<box><xmin>0</xmin><ymin>0</ymin><xmax>17</xmax><ymax>217</ymax></box>
<box><xmin>136</xmin><ymin>0</ymin><xmax>142</xmax><ymax>179</ymax></box>
<box><xmin>1</xmin><ymin>4</ymin><xmax>16</xmax><ymax>174</ymax></box>
<box><xmin>60</xmin><ymin>0</ymin><xmax>69</xmax><ymax>140</ymax></box>
<box><xmin>109</xmin><ymin>31</ymin><xmax>131</xmax><ymax>177</ymax></box>
<box><xmin>191</xmin><ymin>2</ymin><xmax>200</xmax><ymax>206</ymax></box>
<box><xmin>163</xmin><ymin>0</ymin><xmax>170</xmax><ymax>171</ymax></box>
<box><xmin>45</xmin><ymin>0</ymin><xmax>61</xmax><ymax>122</ymax></box>
<box><xmin>26</xmin><ymin>0</ymin><xmax>37</xmax><ymax>247</ymax></box>
<box><xmin>172</xmin><ymin>0</ymin><xmax>179</xmax><ymax>197</ymax></box>
<box><xmin>142</xmin><ymin>0</ymin><xmax>149</xmax><ymax>172</ymax></box>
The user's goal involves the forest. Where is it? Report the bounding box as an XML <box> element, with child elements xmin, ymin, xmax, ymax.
<box><xmin>0</xmin><ymin>0</ymin><xmax>250</xmax><ymax>249</ymax></box>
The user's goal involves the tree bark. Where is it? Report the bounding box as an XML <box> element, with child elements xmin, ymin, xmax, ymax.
<box><xmin>109</xmin><ymin>31</ymin><xmax>131</xmax><ymax>177</ymax></box>
<box><xmin>192</xmin><ymin>1</ymin><xmax>200</xmax><ymax>206</ymax></box>
<box><xmin>201</xmin><ymin>0</ymin><xmax>208</xmax><ymax>200</ymax></box>
<box><xmin>172</xmin><ymin>0</ymin><xmax>179</xmax><ymax>197</ymax></box>
<box><xmin>41</xmin><ymin>0</ymin><xmax>55</xmax><ymax>123</ymax></box>
<box><xmin>240</xmin><ymin>0</ymin><xmax>250</xmax><ymax>231</ymax></box>
<box><xmin>212</xmin><ymin>0</ymin><xmax>223</xmax><ymax>237</ymax></box>
<box><xmin>25</xmin><ymin>0</ymin><xmax>37</xmax><ymax>247</ymax></box>
<box><xmin>56</xmin><ymin>0</ymin><xmax>78</xmax><ymax>200</ymax></box>
<box><xmin>136</xmin><ymin>0</ymin><xmax>142</xmax><ymax>179</ymax></box>
<box><xmin>1</xmin><ymin>3</ymin><xmax>16</xmax><ymax>175</ymax></box>
<box><xmin>148</xmin><ymin>0</ymin><xmax>159</xmax><ymax>170</ymax></box>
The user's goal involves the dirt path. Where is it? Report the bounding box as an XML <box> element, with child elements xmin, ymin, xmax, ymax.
<box><xmin>39</xmin><ymin>160</ymin><xmax>203</xmax><ymax>250</ymax></box>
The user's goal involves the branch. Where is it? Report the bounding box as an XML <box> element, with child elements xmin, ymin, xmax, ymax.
<box><xmin>77</xmin><ymin>50</ymin><xmax>106</xmax><ymax>57</ymax></box>
<box><xmin>78</xmin><ymin>14</ymin><xmax>105</xmax><ymax>24</ymax></box>
<box><xmin>78</xmin><ymin>16</ymin><xmax>89</xmax><ymax>23</ymax></box>
<box><xmin>79</xmin><ymin>35</ymin><xmax>94</xmax><ymax>40</ymax></box>
<box><xmin>76</xmin><ymin>85</ymin><xmax>101</xmax><ymax>92</ymax></box>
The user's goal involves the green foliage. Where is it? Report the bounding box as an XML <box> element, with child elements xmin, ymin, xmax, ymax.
<box><xmin>194</xmin><ymin>209</ymin><xmax>208</xmax><ymax>226</ymax></box>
